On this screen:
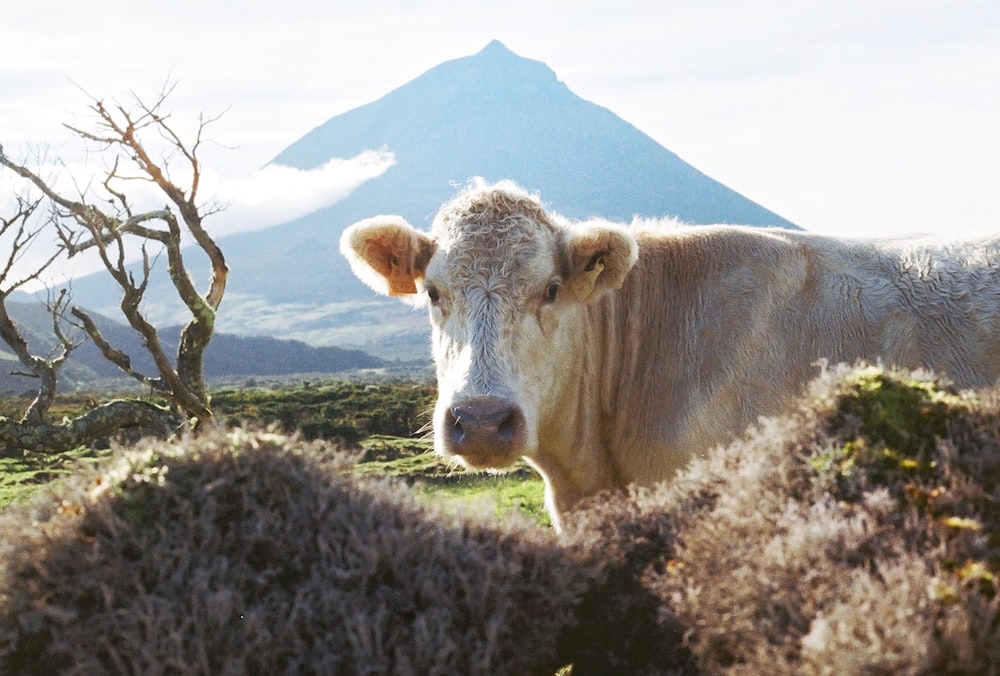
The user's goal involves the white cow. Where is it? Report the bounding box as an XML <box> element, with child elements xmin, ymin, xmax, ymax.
<box><xmin>341</xmin><ymin>180</ymin><xmax>1000</xmax><ymax>529</ymax></box>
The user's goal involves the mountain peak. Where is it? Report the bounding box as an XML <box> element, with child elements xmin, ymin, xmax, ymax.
<box><xmin>452</xmin><ymin>39</ymin><xmax>558</xmax><ymax>87</ymax></box>
<box><xmin>476</xmin><ymin>39</ymin><xmax>516</xmax><ymax>58</ymax></box>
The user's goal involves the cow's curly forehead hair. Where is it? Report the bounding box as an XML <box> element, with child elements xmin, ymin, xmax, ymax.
<box><xmin>430</xmin><ymin>180</ymin><xmax>561</xmax><ymax>245</ymax></box>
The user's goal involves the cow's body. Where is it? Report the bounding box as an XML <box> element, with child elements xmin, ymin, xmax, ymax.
<box><xmin>342</xmin><ymin>181</ymin><xmax>1000</xmax><ymax>529</ymax></box>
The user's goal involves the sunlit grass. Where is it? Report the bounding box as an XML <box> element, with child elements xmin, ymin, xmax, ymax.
<box><xmin>0</xmin><ymin>446</ymin><xmax>107</xmax><ymax>508</ymax></box>
<box><xmin>414</xmin><ymin>472</ymin><xmax>549</xmax><ymax>527</ymax></box>
<box><xmin>0</xmin><ymin>383</ymin><xmax>548</xmax><ymax>527</ymax></box>
<box><xmin>354</xmin><ymin>434</ymin><xmax>549</xmax><ymax>526</ymax></box>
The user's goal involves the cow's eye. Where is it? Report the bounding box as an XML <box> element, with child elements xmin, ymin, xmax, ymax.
<box><xmin>543</xmin><ymin>281</ymin><xmax>560</xmax><ymax>303</ymax></box>
<box><xmin>425</xmin><ymin>284</ymin><xmax>440</xmax><ymax>304</ymax></box>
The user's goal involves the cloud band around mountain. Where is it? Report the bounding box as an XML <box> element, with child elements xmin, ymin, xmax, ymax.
<box><xmin>206</xmin><ymin>149</ymin><xmax>396</xmax><ymax>237</ymax></box>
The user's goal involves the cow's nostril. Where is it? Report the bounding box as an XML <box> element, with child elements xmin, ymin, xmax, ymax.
<box><xmin>497</xmin><ymin>408</ymin><xmax>524</xmax><ymax>442</ymax></box>
<box><xmin>446</xmin><ymin>409</ymin><xmax>466</xmax><ymax>443</ymax></box>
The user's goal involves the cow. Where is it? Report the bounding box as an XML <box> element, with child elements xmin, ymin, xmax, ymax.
<box><xmin>341</xmin><ymin>179</ymin><xmax>1000</xmax><ymax>529</ymax></box>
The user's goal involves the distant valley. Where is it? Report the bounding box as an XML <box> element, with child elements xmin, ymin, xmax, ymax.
<box><xmin>0</xmin><ymin>301</ymin><xmax>384</xmax><ymax>394</ymax></box>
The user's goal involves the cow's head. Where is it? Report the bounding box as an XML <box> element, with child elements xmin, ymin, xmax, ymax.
<box><xmin>341</xmin><ymin>181</ymin><xmax>638</xmax><ymax>470</ymax></box>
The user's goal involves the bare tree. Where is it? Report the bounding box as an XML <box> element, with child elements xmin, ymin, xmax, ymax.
<box><xmin>0</xmin><ymin>193</ymin><xmax>74</xmax><ymax>423</ymax></box>
<box><xmin>0</xmin><ymin>194</ymin><xmax>175</xmax><ymax>455</ymax></box>
<box><xmin>0</xmin><ymin>82</ymin><xmax>229</xmax><ymax>451</ymax></box>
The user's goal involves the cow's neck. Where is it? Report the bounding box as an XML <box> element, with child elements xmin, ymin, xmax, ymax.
<box><xmin>527</xmin><ymin>293</ymin><xmax>638</xmax><ymax>521</ymax></box>
<box><xmin>533</xmin><ymin>239</ymin><xmax>708</xmax><ymax>520</ymax></box>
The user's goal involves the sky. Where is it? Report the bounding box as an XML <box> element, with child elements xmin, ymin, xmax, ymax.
<box><xmin>2</xmin><ymin>0</ymin><xmax>998</xmax><ymax>273</ymax></box>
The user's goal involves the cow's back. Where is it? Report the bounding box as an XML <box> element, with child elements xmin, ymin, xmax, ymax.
<box><xmin>806</xmin><ymin>233</ymin><xmax>1000</xmax><ymax>387</ymax></box>
<box><xmin>595</xmin><ymin>226</ymin><xmax>1000</xmax><ymax>484</ymax></box>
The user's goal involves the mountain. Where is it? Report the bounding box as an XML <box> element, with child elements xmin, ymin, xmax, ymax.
<box><xmin>273</xmin><ymin>40</ymin><xmax>795</xmax><ymax>228</ymax></box>
<box><xmin>47</xmin><ymin>41</ymin><xmax>796</xmax><ymax>361</ymax></box>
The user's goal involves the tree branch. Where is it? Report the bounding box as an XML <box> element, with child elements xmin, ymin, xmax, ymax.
<box><xmin>0</xmin><ymin>399</ymin><xmax>177</xmax><ymax>456</ymax></box>
<box><xmin>69</xmin><ymin>306</ymin><xmax>162</xmax><ymax>391</ymax></box>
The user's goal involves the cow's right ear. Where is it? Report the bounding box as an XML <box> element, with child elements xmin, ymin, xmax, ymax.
<box><xmin>340</xmin><ymin>216</ymin><xmax>436</xmax><ymax>299</ymax></box>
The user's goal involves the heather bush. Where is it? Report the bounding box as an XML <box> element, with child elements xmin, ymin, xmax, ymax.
<box><xmin>3</xmin><ymin>365</ymin><xmax>999</xmax><ymax>675</ymax></box>
<box><xmin>560</xmin><ymin>365</ymin><xmax>1000</xmax><ymax>674</ymax></box>
<box><xmin>0</xmin><ymin>429</ymin><xmax>588</xmax><ymax>674</ymax></box>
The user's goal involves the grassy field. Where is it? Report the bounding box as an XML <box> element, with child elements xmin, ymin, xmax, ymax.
<box><xmin>0</xmin><ymin>446</ymin><xmax>106</xmax><ymax>508</ymax></box>
<box><xmin>0</xmin><ymin>382</ymin><xmax>550</xmax><ymax>525</ymax></box>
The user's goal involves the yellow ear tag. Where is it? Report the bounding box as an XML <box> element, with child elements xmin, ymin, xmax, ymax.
<box><xmin>384</xmin><ymin>252</ymin><xmax>417</xmax><ymax>295</ymax></box>
<box><xmin>387</xmin><ymin>273</ymin><xmax>417</xmax><ymax>296</ymax></box>
<box><xmin>570</xmin><ymin>259</ymin><xmax>605</xmax><ymax>301</ymax></box>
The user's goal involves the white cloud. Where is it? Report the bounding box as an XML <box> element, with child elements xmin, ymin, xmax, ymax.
<box><xmin>202</xmin><ymin>150</ymin><xmax>396</xmax><ymax>237</ymax></box>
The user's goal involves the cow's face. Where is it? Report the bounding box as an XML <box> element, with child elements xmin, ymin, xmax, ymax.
<box><xmin>341</xmin><ymin>182</ymin><xmax>637</xmax><ymax>471</ymax></box>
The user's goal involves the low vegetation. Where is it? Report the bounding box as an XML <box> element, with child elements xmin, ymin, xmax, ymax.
<box><xmin>211</xmin><ymin>380</ymin><xmax>437</xmax><ymax>442</ymax></box>
<box><xmin>0</xmin><ymin>380</ymin><xmax>550</xmax><ymax>525</ymax></box>
<box><xmin>211</xmin><ymin>381</ymin><xmax>549</xmax><ymax>525</ymax></box>
<box><xmin>560</xmin><ymin>365</ymin><xmax>1000</xmax><ymax>673</ymax></box>
<box><xmin>0</xmin><ymin>365</ymin><xmax>998</xmax><ymax>672</ymax></box>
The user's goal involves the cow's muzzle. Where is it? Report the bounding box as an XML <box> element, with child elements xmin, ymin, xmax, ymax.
<box><xmin>442</xmin><ymin>396</ymin><xmax>526</xmax><ymax>468</ymax></box>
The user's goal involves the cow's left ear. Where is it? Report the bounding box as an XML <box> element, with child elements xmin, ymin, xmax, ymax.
<box><xmin>562</xmin><ymin>221</ymin><xmax>639</xmax><ymax>302</ymax></box>
<box><xmin>340</xmin><ymin>216</ymin><xmax>436</xmax><ymax>299</ymax></box>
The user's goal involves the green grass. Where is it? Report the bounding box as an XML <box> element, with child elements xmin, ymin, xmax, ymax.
<box><xmin>1</xmin><ymin>435</ymin><xmax>549</xmax><ymax>526</ymax></box>
<box><xmin>413</xmin><ymin>472</ymin><xmax>549</xmax><ymax>526</ymax></box>
<box><xmin>0</xmin><ymin>384</ymin><xmax>549</xmax><ymax>526</ymax></box>
<box><xmin>0</xmin><ymin>446</ymin><xmax>109</xmax><ymax>508</ymax></box>
<box><xmin>354</xmin><ymin>434</ymin><xmax>549</xmax><ymax>526</ymax></box>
